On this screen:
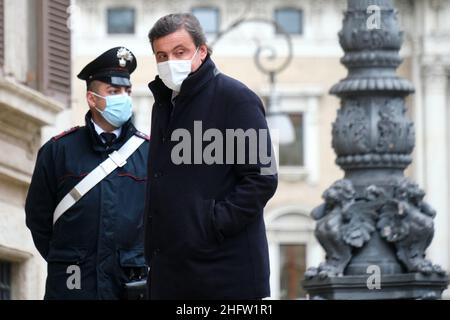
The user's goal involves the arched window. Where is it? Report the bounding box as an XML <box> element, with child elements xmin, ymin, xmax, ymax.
<box><xmin>265</xmin><ymin>206</ymin><xmax>323</xmax><ymax>299</ymax></box>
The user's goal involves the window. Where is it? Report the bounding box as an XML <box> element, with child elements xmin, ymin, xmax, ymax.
<box><xmin>36</xmin><ymin>0</ymin><xmax>72</xmax><ymax>103</ymax></box>
<box><xmin>107</xmin><ymin>7</ymin><xmax>135</xmax><ymax>34</ymax></box>
<box><xmin>262</xmin><ymin>88</ymin><xmax>322</xmax><ymax>181</ymax></box>
<box><xmin>192</xmin><ymin>7</ymin><xmax>220</xmax><ymax>34</ymax></box>
<box><xmin>266</xmin><ymin>209</ymin><xmax>316</xmax><ymax>299</ymax></box>
<box><xmin>274</xmin><ymin>8</ymin><xmax>303</xmax><ymax>35</ymax></box>
<box><xmin>279</xmin><ymin>113</ymin><xmax>304</xmax><ymax>167</ymax></box>
<box><xmin>0</xmin><ymin>261</ymin><xmax>11</xmax><ymax>300</ymax></box>
<box><xmin>279</xmin><ymin>244</ymin><xmax>307</xmax><ymax>299</ymax></box>
<box><xmin>262</xmin><ymin>96</ymin><xmax>305</xmax><ymax>169</ymax></box>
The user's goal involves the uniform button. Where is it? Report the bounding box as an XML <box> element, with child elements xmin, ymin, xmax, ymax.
<box><xmin>162</xmin><ymin>137</ymin><xmax>166</xmax><ymax>143</ymax></box>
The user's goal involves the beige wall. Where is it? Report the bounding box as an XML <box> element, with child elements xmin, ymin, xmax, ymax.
<box><xmin>0</xmin><ymin>0</ymin><xmax>67</xmax><ymax>299</ymax></box>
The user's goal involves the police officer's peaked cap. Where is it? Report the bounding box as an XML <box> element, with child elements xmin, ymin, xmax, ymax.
<box><xmin>77</xmin><ymin>47</ymin><xmax>137</xmax><ymax>87</ymax></box>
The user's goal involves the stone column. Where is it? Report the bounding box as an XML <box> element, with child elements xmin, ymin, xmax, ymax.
<box><xmin>421</xmin><ymin>63</ymin><xmax>449</xmax><ymax>272</ymax></box>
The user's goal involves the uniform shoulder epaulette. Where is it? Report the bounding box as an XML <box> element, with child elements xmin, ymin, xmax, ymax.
<box><xmin>52</xmin><ymin>126</ymin><xmax>80</xmax><ymax>141</ymax></box>
<box><xmin>134</xmin><ymin>131</ymin><xmax>150</xmax><ymax>141</ymax></box>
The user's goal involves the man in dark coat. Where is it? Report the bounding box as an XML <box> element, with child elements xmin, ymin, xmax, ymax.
<box><xmin>25</xmin><ymin>47</ymin><xmax>149</xmax><ymax>299</ymax></box>
<box><xmin>145</xmin><ymin>13</ymin><xmax>278</xmax><ymax>300</ymax></box>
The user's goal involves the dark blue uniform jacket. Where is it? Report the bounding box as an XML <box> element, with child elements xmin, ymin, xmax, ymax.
<box><xmin>25</xmin><ymin>112</ymin><xmax>149</xmax><ymax>299</ymax></box>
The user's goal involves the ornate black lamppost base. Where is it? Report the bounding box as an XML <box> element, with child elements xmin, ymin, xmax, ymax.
<box><xmin>303</xmin><ymin>0</ymin><xmax>449</xmax><ymax>300</ymax></box>
<box><xmin>303</xmin><ymin>273</ymin><xmax>449</xmax><ymax>300</ymax></box>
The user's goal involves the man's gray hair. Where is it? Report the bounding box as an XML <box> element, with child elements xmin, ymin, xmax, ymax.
<box><xmin>148</xmin><ymin>13</ymin><xmax>212</xmax><ymax>55</ymax></box>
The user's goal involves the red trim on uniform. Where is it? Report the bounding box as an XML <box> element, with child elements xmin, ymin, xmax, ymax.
<box><xmin>52</xmin><ymin>126</ymin><xmax>80</xmax><ymax>141</ymax></box>
<box><xmin>59</xmin><ymin>172</ymin><xmax>146</xmax><ymax>182</ymax></box>
<box><xmin>117</xmin><ymin>173</ymin><xmax>147</xmax><ymax>182</ymax></box>
<box><xmin>58</xmin><ymin>172</ymin><xmax>88</xmax><ymax>182</ymax></box>
<box><xmin>134</xmin><ymin>131</ymin><xmax>150</xmax><ymax>141</ymax></box>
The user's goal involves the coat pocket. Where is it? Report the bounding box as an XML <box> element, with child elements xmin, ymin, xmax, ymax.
<box><xmin>118</xmin><ymin>248</ymin><xmax>147</xmax><ymax>268</ymax></box>
<box><xmin>45</xmin><ymin>247</ymin><xmax>90</xmax><ymax>299</ymax></box>
<box><xmin>46</xmin><ymin>247</ymin><xmax>88</xmax><ymax>264</ymax></box>
<box><xmin>195</xmin><ymin>199</ymin><xmax>221</xmax><ymax>249</ymax></box>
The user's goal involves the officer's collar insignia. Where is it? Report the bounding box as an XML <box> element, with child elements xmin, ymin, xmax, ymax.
<box><xmin>117</xmin><ymin>47</ymin><xmax>133</xmax><ymax>67</ymax></box>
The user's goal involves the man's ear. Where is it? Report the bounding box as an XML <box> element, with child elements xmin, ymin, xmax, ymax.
<box><xmin>199</xmin><ymin>44</ymin><xmax>208</xmax><ymax>62</ymax></box>
<box><xmin>86</xmin><ymin>91</ymin><xmax>96</xmax><ymax>108</ymax></box>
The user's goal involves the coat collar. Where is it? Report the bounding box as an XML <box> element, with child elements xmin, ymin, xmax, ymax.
<box><xmin>148</xmin><ymin>55</ymin><xmax>219</xmax><ymax>104</ymax></box>
<box><xmin>84</xmin><ymin>111</ymin><xmax>137</xmax><ymax>152</ymax></box>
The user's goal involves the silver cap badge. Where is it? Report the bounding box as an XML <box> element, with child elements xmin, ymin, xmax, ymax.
<box><xmin>117</xmin><ymin>47</ymin><xmax>133</xmax><ymax>67</ymax></box>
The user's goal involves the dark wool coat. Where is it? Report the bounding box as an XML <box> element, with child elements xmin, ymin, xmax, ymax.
<box><xmin>146</xmin><ymin>55</ymin><xmax>278</xmax><ymax>299</ymax></box>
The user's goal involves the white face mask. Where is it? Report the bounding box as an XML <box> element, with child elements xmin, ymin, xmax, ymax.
<box><xmin>157</xmin><ymin>47</ymin><xmax>199</xmax><ymax>92</ymax></box>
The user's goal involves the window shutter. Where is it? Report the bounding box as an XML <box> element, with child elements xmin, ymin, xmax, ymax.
<box><xmin>0</xmin><ymin>0</ymin><xmax>4</xmax><ymax>68</ymax></box>
<box><xmin>38</xmin><ymin>0</ymin><xmax>71</xmax><ymax>104</ymax></box>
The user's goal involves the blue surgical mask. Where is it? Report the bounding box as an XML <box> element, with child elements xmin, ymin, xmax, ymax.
<box><xmin>90</xmin><ymin>92</ymin><xmax>133</xmax><ymax>128</ymax></box>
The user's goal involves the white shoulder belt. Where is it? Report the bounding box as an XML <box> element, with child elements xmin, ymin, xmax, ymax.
<box><xmin>52</xmin><ymin>135</ymin><xmax>145</xmax><ymax>225</ymax></box>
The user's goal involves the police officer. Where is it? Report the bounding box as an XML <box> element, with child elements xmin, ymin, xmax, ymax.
<box><xmin>25</xmin><ymin>47</ymin><xmax>149</xmax><ymax>300</ymax></box>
